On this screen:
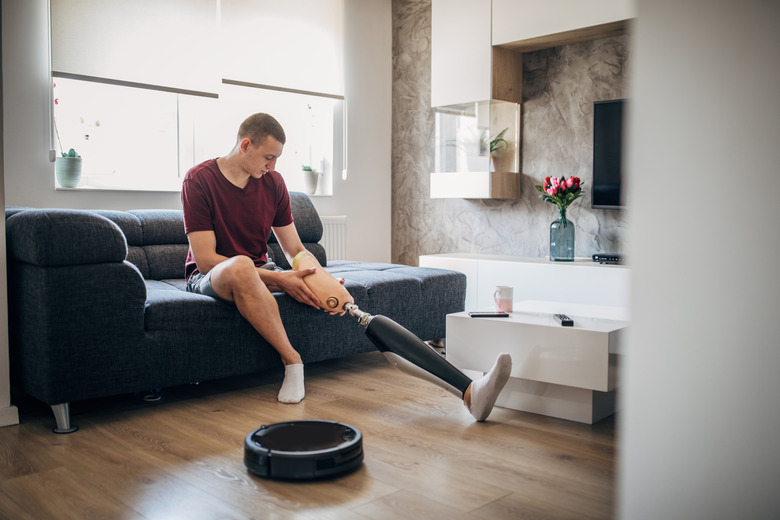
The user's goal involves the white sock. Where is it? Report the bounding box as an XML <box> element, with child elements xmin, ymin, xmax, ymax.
<box><xmin>467</xmin><ymin>353</ymin><xmax>512</xmax><ymax>421</ymax></box>
<box><xmin>278</xmin><ymin>363</ymin><xmax>305</xmax><ymax>404</ymax></box>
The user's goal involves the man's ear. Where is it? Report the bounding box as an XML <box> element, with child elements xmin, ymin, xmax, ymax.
<box><xmin>239</xmin><ymin>137</ymin><xmax>252</xmax><ymax>153</ymax></box>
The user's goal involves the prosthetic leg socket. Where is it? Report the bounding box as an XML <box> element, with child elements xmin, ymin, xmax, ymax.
<box><xmin>293</xmin><ymin>251</ymin><xmax>352</xmax><ymax>312</ymax></box>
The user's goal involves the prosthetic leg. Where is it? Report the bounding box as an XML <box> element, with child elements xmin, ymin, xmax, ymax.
<box><xmin>343</xmin><ymin>303</ymin><xmax>471</xmax><ymax>397</ymax></box>
<box><xmin>293</xmin><ymin>251</ymin><xmax>511</xmax><ymax>421</ymax></box>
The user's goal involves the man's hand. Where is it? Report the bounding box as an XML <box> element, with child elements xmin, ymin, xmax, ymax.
<box><xmin>258</xmin><ymin>268</ymin><xmax>321</xmax><ymax>309</ymax></box>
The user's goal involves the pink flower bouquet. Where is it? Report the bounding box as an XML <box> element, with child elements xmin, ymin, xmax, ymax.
<box><xmin>535</xmin><ymin>176</ymin><xmax>584</xmax><ymax>226</ymax></box>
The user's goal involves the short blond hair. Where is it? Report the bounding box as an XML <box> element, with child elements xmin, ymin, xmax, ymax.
<box><xmin>237</xmin><ymin>113</ymin><xmax>286</xmax><ymax>145</ymax></box>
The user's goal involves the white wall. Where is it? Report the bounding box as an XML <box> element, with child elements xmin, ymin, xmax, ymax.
<box><xmin>0</xmin><ymin>6</ymin><xmax>20</xmax><ymax>426</ymax></box>
<box><xmin>1</xmin><ymin>0</ymin><xmax>391</xmax><ymax>263</ymax></box>
<box><xmin>619</xmin><ymin>0</ymin><xmax>780</xmax><ymax>518</ymax></box>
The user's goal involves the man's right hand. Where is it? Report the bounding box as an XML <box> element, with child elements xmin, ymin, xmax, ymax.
<box><xmin>258</xmin><ymin>267</ymin><xmax>321</xmax><ymax>309</ymax></box>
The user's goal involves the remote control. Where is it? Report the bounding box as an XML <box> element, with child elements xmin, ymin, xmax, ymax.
<box><xmin>554</xmin><ymin>313</ymin><xmax>574</xmax><ymax>326</ymax></box>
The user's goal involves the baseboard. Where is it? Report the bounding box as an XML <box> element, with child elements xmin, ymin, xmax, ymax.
<box><xmin>0</xmin><ymin>405</ymin><xmax>19</xmax><ymax>428</ymax></box>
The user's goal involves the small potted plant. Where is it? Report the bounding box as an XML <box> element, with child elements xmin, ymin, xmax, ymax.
<box><xmin>53</xmin><ymin>83</ymin><xmax>82</xmax><ymax>188</ymax></box>
<box><xmin>55</xmin><ymin>147</ymin><xmax>82</xmax><ymax>189</ymax></box>
<box><xmin>485</xmin><ymin>128</ymin><xmax>511</xmax><ymax>171</ymax></box>
<box><xmin>301</xmin><ymin>165</ymin><xmax>321</xmax><ymax>195</ymax></box>
<box><xmin>489</xmin><ymin>128</ymin><xmax>508</xmax><ymax>155</ymax></box>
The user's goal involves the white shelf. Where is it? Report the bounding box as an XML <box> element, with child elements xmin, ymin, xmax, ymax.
<box><xmin>429</xmin><ymin>171</ymin><xmax>522</xmax><ymax>199</ymax></box>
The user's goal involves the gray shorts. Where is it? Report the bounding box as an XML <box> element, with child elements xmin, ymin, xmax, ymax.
<box><xmin>186</xmin><ymin>270</ymin><xmax>233</xmax><ymax>304</ymax></box>
<box><xmin>186</xmin><ymin>261</ymin><xmax>280</xmax><ymax>305</ymax></box>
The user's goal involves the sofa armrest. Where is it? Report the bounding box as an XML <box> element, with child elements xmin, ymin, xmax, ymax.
<box><xmin>5</xmin><ymin>209</ymin><xmax>151</xmax><ymax>405</ymax></box>
<box><xmin>6</xmin><ymin>209</ymin><xmax>128</xmax><ymax>266</ymax></box>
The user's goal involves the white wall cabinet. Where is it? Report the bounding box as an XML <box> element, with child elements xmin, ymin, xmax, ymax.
<box><xmin>492</xmin><ymin>0</ymin><xmax>635</xmax><ymax>51</ymax></box>
<box><xmin>432</xmin><ymin>0</ymin><xmax>634</xmax><ymax>107</ymax></box>
<box><xmin>431</xmin><ymin>0</ymin><xmax>523</xmax><ymax>107</ymax></box>
<box><xmin>431</xmin><ymin>0</ymin><xmax>492</xmax><ymax>107</ymax></box>
<box><xmin>430</xmin><ymin>0</ymin><xmax>634</xmax><ymax>200</ymax></box>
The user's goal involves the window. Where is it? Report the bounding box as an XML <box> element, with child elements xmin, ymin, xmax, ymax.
<box><xmin>53</xmin><ymin>77</ymin><xmax>184</xmax><ymax>191</ymax></box>
<box><xmin>49</xmin><ymin>0</ymin><xmax>345</xmax><ymax>194</ymax></box>
<box><xmin>53</xmin><ymin>77</ymin><xmax>343</xmax><ymax>194</ymax></box>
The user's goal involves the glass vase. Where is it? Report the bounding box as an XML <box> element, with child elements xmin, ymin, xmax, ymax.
<box><xmin>550</xmin><ymin>208</ymin><xmax>575</xmax><ymax>261</ymax></box>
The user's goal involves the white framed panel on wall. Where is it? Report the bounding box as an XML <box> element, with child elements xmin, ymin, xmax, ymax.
<box><xmin>50</xmin><ymin>0</ymin><xmax>219</xmax><ymax>95</ymax></box>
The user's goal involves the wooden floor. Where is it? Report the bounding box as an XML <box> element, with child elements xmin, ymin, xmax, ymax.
<box><xmin>0</xmin><ymin>351</ymin><xmax>617</xmax><ymax>519</ymax></box>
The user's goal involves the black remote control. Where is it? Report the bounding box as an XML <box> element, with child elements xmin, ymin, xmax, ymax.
<box><xmin>554</xmin><ymin>313</ymin><xmax>574</xmax><ymax>326</ymax></box>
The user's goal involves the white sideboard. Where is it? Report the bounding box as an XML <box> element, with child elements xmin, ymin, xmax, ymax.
<box><xmin>420</xmin><ymin>253</ymin><xmax>631</xmax><ymax>423</ymax></box>
<box><xmin>419</xmin><ymin>253</ymin><xmax>630</xmax><ymax>317</ymax></box>
<box><xmin>447</xmin><ymin>300</ymin><xmax>627</xmax><ymax>423</ymax></box>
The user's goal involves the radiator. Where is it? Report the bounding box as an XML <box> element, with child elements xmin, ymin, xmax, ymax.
<box><xmin>320</xmin><ymin>216</ymin><xmax>347</xmax><ymax>260</ymax></box>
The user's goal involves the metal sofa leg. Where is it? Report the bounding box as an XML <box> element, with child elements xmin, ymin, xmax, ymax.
<box><xmin>51</xmin><ymin>403</ymin><xmax>78</xmax><ymax>434</ymax></box>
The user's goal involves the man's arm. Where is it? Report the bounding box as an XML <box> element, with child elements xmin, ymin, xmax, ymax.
<box><xmin>187</xmin><ymin>230</ymin><xmax>229</xmax><ymax>275</ymax></box>
<box><xmin>272</xmin><ymin>222</ymin><xmax>350</xmax><ymax>314</ymax></box>
<box><xmin>255</xmin><ymin>222</ymin><xmax>320</xmax><ymax>307</ymax></box>
<box><xmin>271</xmin><ymin>222</ymin><xmax>307</xmax><ymax>265</ymax></box>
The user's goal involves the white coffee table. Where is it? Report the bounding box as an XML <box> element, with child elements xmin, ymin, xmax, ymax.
<box><xmin>446</xmin><ymin>300</ymin><xmax>628</xmax><ymax>423</ymax></box>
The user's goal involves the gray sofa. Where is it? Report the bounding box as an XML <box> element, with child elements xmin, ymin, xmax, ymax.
<box><xmin>4</xmin><ymin>192</ymin><xmax>466</xmax><ymax>432</ymax></box>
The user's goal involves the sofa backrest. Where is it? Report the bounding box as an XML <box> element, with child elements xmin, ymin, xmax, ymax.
<box><xmin>95</xmin><ymin>209</ymin><xmax>188</xmax><ymax>280</ymax></box>
<box><xmin>5</xmin><ymin>192</ymin><xmax>328</xmax><ymax>280</ymax></box>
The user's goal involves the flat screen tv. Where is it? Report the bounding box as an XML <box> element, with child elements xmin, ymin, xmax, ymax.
<box><xmin>592</xmin><ymin>99</ymin><xmax>625</xmax><ymax>209</ymax></box>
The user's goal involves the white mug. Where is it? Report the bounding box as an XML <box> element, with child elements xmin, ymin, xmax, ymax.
<box><xmin>493</xmin><ymin>285</ymin><xmax>513</xmax><ymax>313</ymax></box>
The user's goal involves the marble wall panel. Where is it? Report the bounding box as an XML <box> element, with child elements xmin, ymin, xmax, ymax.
<box><xmin>391</xmin><ymin>0</ymin><xmax>629</xmax><ymax>265</ymax></box>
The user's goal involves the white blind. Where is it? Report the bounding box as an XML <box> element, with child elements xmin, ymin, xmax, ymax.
<box><xmin>50</xmin><ymin>0</ymin><xmax>219</xmax><ymax>96</ymax></box>
<box><xmin>220</xmin><ymin>0</ymin><xmax>344</xmax><ymax>96</ymax></box>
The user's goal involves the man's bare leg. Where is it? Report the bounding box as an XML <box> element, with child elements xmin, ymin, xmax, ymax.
<box><xmin>209</xmin><ymin>256</ymin><xmax>305</xmax><ymax>403</ymax></box>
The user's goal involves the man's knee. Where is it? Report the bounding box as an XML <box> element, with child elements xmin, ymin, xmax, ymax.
<box><xmin>220</xmin><ymin>255</ymin><xmax>256</xmax><ymax>276</ymax></box>
<box><xmin>212</xmin><ymin>256</ymin><xmax>261</xmax><ymax>290</ymax></box>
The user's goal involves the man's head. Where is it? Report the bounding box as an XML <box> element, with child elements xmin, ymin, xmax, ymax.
<box><xmin>231</xmin><ymin>113</ymin><xmax>286</xmax><ymax>179</ymax></box>
<box><xmin>237</xmin><ymin>113</ymin><xmax>286</xmax><ymax>147</ymax></box>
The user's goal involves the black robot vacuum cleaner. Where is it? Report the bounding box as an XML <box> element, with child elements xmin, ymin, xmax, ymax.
<box><xmin>244</xmin><ymin>420</ymin><xmax>363</xmax><ymax>480</ymax></box>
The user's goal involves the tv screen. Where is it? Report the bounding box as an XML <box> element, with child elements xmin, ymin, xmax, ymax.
<box><xmin>592</xmin><ymin>99</ymin><xmax>625</xmax><ymax>209</ymax></box>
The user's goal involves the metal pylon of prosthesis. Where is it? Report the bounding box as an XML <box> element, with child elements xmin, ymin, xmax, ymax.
<box><xmin>344</xmin><ymin>302</ymin><xmax>372</xmax><ymax>327</ymax></box>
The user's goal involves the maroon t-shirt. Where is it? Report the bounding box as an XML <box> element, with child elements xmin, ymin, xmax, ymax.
<box><xmin>181</xmin><ymin>159</ymin><xmax>293</xmax><ymax>281</ymax></box>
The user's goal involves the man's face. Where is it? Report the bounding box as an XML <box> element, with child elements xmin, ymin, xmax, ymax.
<box><xmin>245</xmin><ymin>136</ymin><xmax>283</xmax><ymax>178</ymax></box>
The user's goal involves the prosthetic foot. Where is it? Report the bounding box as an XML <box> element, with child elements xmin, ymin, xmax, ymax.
<box><xmin>292</xmin><ymin>251</ymin><xmax>352</xmax><ymax>312</ymax></box>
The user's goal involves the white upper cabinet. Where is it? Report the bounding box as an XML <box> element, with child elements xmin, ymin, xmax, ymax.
<box><xmin>492</xmin><ymin>0</ymin><xmax>636</xmax><ymax>49</ymax></box>
<box><xmin>431</xmin><ymin>0</ymin><xmax>492</xmax><ymax>107</ymax></box>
